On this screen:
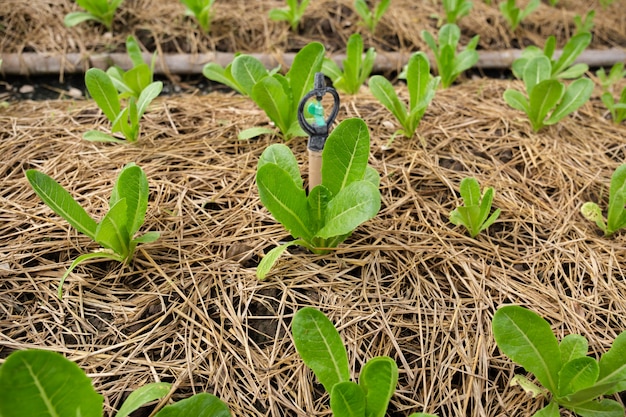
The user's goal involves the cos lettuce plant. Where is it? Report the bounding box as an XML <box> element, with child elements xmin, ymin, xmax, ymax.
<box><xmin>421</xmin><ymin>23</ymin><xmax>479</xmax><ymax>88</ymax></box>
<box><xmin>442</xmin><ymin>0</ymin><xmax>472</xmax><ymax>24</ymax></box>
<box><xmin>354</xmin><ymin>0</ymin><xmax>391</xmax><ymax>33</ymax></box>
<box><xmin>596</xmin><ymin>63</ymin><xmax>626</xmax><ymax>124</ymax></box>
<box><xmin>269</xmin><ymin>0</ymin><xmax>311</xmax><ymax>31</ymax></box>
<box><xmin>369</xmin><ymin>52</ymin><xmax>440</xmax><ymax>140</ymax></box>
<box><xmin>26</xmin><ymin>163</ymin><xmax>160</xmax><ymax>297</ymax></box>
<box><xmin>322</xmin><ymin>33</ymin><xmax>375</xmax><ymax>95</ymax></box>
<box><xmin>449</xmin><ymin>177</ymin><xmax>500</xmax><ymax>238</ymax></box>
<box><xmin>106</xmin><ymin>36</ymin><xmax>158</xmax><ymax>101</ymax></box>
<box><xmin>206</xmin><ymin>42</ymin><xmax>324</xmax><ymax>140</ymax></box>
<box><xmin>256</xmin><ymin>118</ymin><xmax>380</xmax><ymax>279</ymax></box>
<box><xmin>180</xmin><ymin>0</ymin><xmax>216</xmax><ymax>32</ymax></box>
<box><xmin>493</xmin><ymin>305</ymin><xmax>626</xmax><ymax>417</ymax></box>
<box><xmin>512</xmin><ymin>32</ymin><xmax>591</xmax><ymax>81</ymax></box>
<box><xmin>292</xmin><ymin>307</ymin><xmax>398</xmax><ymax>417</ymax></box>
<box><xmin>64</xmin><ymin>0</ymin><xmax>123</xmax><ymax>30</ymax></box>
<box><xmin>503</xmin><ymin>56</ymin><xmax>593</xmax><ymax>132</ymax></box>
<box><xmin>581</xmin><ymin>164</ymin><xmax>626</xmax><ymax>236</ymax></box>
<box><xmin>0</xmin><ymin>349</ymin><xmax>231</xmax><ymax>417</ymax></box>
<box><xmin>499</xmin><ymin>0</ymin><xmax>539</xmax><ymax>31</ymax></box>
<box><xmin>574</xmin><ymin>10</ymin><xmax>595</xmax><ymax>35</ymax></box>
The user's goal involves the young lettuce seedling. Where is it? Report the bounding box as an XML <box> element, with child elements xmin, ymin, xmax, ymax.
<box><xmin>26</xmin><ymin>163</ymin><xmax>160</xmax><ymax>297</ymax></box>
<box><xmin>449</xmin><ymin>177</ymin><xmax>500</xmax><ymax>238</ymax></box>
<box><xmin>354</xmin><ymin>0</ymin><xmax>391</xmax><ymax>33</ymax></box>
<box><xmin>269</xmin><ymin>0</ymin><xmax>311</xmax><ymax>31</ymax></box>
<box><xmin>202</xmin><ymin>54</ymin><xmax>278</xmax><ymax>97</ymax></box>
<box><xmin>369</xmin><ymin>52</ymin><xmax>440</xmax><ymax>140</ymax></box>
<box><xmin>442</xmin><ymin>0</ymin><xmax>473</xmax><ymax>24</ymax></box>
<box><xmin>421</xmin><ymin>23</ymin><xmax>479</xmax><ymax>88</ymax></box>
<box><xmin>503</xmin><ymin>56</ymin><xmax>593</xmax><ymax>132</ymax></box>
<box><xmin>493</xmin><ymin>305</ymin><xmax>626</xmax><ymax>417</ymax></box>
<box><xmin>179</xmin><ymin>0</ymin><xmax>216</xmax><ymax>32</ymax></box>
<box><xmin>512</xmin><ymin>32</ymin><xmax>591</xmax><ymax>81</ymax></box>
<box><xmin>256</xmin><ymin>118</ymin><xmax>380</xmax><ymax>279</ymax></box>
<box><xmin>581</xmin><ymin>164</ymin><xmax>626</xmax><ymax>236</ymax></box>
<box><xmin>292</xmin><ymin>307</ymin><xmax>399</xmax><ymax>417</ymax></box>
<box><xmin>596</xmin><ymin>63</ymin><xmax>626</xmax><ymax>124</ymax></box>
<box><xmin>0</xmin><ymin>349</ymin><xmax>231</xmax><ymax>417</ymax></box>
<box><xmin>499</xmin><ymin>0</ymin><xmax>540</xmax><ymax>31</ymax></box>
<box><xmin>105</xmin><ymin>36</ymin><xmax>158</xmax><ymax>101</ymax></box>
<box><xmin>573</xmin><ymin>10</ymin><xmax>595</xmax><ymax>36</ymax></box>
<box><xmin>64</xmin><ymin>0</ymin><xmax>123</xmax><ymax>30</ymax></box>
<box><xmin>322</xmin><ymin>33</ymin><xmax>376</xmax><ymax>95</ymax></box>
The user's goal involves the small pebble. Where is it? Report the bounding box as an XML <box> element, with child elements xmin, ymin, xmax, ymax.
<box><xmin>67</xmin><ymin>87</ymin><xmax>83</xmax><ymax>98</ymax></box>
<box><xmin>19</xmin><ymin>84</ymin><xmax>34</xmax><ymax>94</ymax></box>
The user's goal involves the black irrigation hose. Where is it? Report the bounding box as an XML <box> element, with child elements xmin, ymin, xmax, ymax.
<box><xmin>1</xmin><ymin>48</ymin><xmax>625</xmax><ymax>76</ymax></box>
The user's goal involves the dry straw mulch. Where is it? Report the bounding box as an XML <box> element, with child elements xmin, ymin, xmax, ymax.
<box><xmin>1</xmin><ymin>78</ymin><xmax>626</xmax><ymax>416</ymax></box>
<box><xmin>2</xmin><ymin>0</ymin><xmax>625</xmax><ymax>58</ymax></box>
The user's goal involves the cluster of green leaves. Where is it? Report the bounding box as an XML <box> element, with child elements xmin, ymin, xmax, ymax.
<box><xmin>499</xmin><ymin>0</ymin><xmax>540</xmax><ymax>31</ymax></box>
<box><xmin>449</xmin><ymin>177</ymin><xmax>500</xmax><ymax>238</ymax></box>
<box><xmin>0</xmin><ymin>349</ymin><xmax>231</xmax><ymax>417</ymax></box>
<box><xmin>512</xmin><ymin>32</ymin><xmax>591</xmax><ymax>81</ymax></box>
<box><xmin>581</xmin><ymin>164</ymin><xmax>626</xmax><ymax>237</ymax></box>
<box><xmin>596</xmin><ymin>63</ymin><xmax>626</xmax><ymax>124</ymax></box>
<box><xmin>493</xmin><ymin>305</ymin><xmax>626</xmax><ymax>417</ymax></box>
<box><xmin>269</xmin><ymin>0</ymin><xmax>310</xmax><ymax>31</ymax></box>
<box><xmin>369</xmin><ymin>52</ymin><xmax>439</xmax><ymax>141</ymax></box>
<box><xmin>503</xmin><ymin>56</ymin><xmax>593</xmax><ymax>131</ymax></box>
<box><xmin>85</xmin><ymin>36</ymin><xmax>163</xmax><ymax>143</ymax></box>
<box><xmin>180</xmin><ymin>0</ymin><xmax>216</xmax><ymax>33</ymax></box>
<box><xmin>26</xmin><ymin>163</ymin><xmax>160</xmax><ymax>298</ymax></box>
<box><xmin>204</xmin><ymin>42</ymin><xmax>324</xmax><ymax>140</ymax></box>
<box><xmin>421</xmin><ymin>23</ymin><xmax>479</xmax><ymax>88</ymax></box>
<box><xmin>255</xmin><ymin>118</ymin><xmax>380</xmax><ymax>279</ymax></box>
<box><xmin>442</xmin><ymin>0</ymin><xmax>472</xmax><ymax>24</ymax></box>
<box><xmin>354</xmin><ymin>0</ymin><xmax>391</xmax><ymax>33</ymax></box>
<box><xmin>322</xmin><ymin>33</ymin><xmax>375</xmax><ymax>95</ymax></box>
<box><xmin>574</xmin><ymin>10</ymin><xmax>595</xmax><ymax>35</ymax></box>
<box><xmin>64</xmin><ymin>0</ymin><xmax>123</xmax><ymax>30</ymax></box>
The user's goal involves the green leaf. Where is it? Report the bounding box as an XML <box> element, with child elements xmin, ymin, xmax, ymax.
<box><xmin>597</xmin><ymin>331</ymin><xmax>626</xmax><ymax>389</ymax></box>
<box><xmin>459</xmin><ymin>177</ymin><xmax>481</xmax><ymax>207</ymax></box>
<box><xmin>545</xmin><ymin>78</ymin><xmax>593</xmax><ymax>125</ymax></box>
<box><xmin>133</xmin><ymin>231</ymin><xmax>160</xmax><ymax>244</ymax></box>
<box><xmin>258</xmin><ymin>144</ymin><xmax>303</xmax><ymax>189</ymax></box>
<box><xmin>321</xmin><ymin>118</ymin><xmax>370</xmax><ymax>196</ymax></box>
<box><xmin>580</xmin><ymin>202</ymin><xmax>607</xmax><ymax>233</ymax></box>
<box><xmin>0</xmin><ymin>350</ymin><xmax>103</xmax><ymax>417</ymax></box>
<box><xmin>558</xmin><ymin>357</ymin><xmax>599</xmax><ymax>397</ymax></box>
<box><xmin>231</xmin><ymin>55</ymin><xmax>270</xmax><ymax>97</ymax></box>
<box><xmin>369</xmin><ymin>76</ymin><xmax>408</xmax><ymax>128</ymax></box>
<box><xmin>528</xmin><ymin>80</ymin><xmax>564</xmax><ymax>131</ymax></box>
<box><xmin>58</xmin><ymin>251</ymin><xmax>124</xmax><ymax>298</ymax></box>
<box><xmin>95</xmin><ymin>198</ymin><xmax>130</xmax><ymax>257</ymax></box>
<box><xmin>256</xmin><ymin>241</ymin><xmax>300</xmax><ymax>280</ymax></box>
<box><xmin>115</xmin><ymin>382</ymin><xmax>171</xmax><ymax>417</ymax></box>
<box><xmin>503</xmin><ymin>89</ymin><xmax>530</xmax><ymax>113</ymax></box>
<box><xmin>606</xmin><ymin>164</ymin><xmax>626</xmax><ymax>235</ymax></box>
<box><xmin>317</xmin><ymin>181</ymin><xmax>381</xmax><ymax>239</ymax></box>
<box><xmin>560</xmin><ymin>334</ymin><xmax>589</xmax><ymax>363</ymax></box>
<box><xmin>492</xmin><ymin>305</ymin><xmax>561</xmax><ymax>394</ymax></box>
<box><xmin>26</xmin><ymin>169</ymin><xmax>98</xmax><ymax>240</ymax></box>
<box><xmin>287</xmin><ymin>42</ymin><xmax>325</xmax><ymax>105</ymax></box>
<box><xmin>83</xmin><ymin>130</ymin><xmax>126</xmax><ymax>143</ymax></box>
<box><xmin>268</xmin><ymin>8</ymin><xmax>292</xmax><ymax>22</ymax></box>
<box><xmin>533</xmin><ymin>401</ymin><xmax>560</xmax><ymax>417</ymax></box>
<box><xmin>237</xmin><ymin>126</ymin><xmax>275</xmax><ymax>140</ymax></box>
<box><xmin>123</xmin><ymin>64</ymin><xmax>152</xmax><ymax>97</ymax></box>
<box><xmin>438</xmin><ymin>23</ymin><xmax>460</xmax><ymax>49</ymax></box>
<box><xmin>125</xmin><ymin>35</ymin><xmax>145</xmax><ymax>68</ymax></box>
<box><xmin>330</xmin><ymin>381</ymin><xmax>366</xmax><ymax>417</ymax></box>
<box><xmin>557</xmin><ymin>63</ymin><xmax>589</xmax><ymax>79</ymax></box>
<box><xmin>111</xmin><ymin>163</ymin><xmax>149</xmax><ymax>237</ymax></box>
<box><xmin>510</xmin><ymin>374</ymin><xmax>547</xmax><ymax>398</ymax></box>
<box><xmin>136</xmin><ymin>81</ymin><xmax>162</xmax><ymax>119</ymax></box>
<box><xmin>251</xmin><ymin>76</ymin><xmax>291</xmax><ymax>137</ymax></box>
<box><xmin>406</xmin><ymin>52</ymin><xmax>431</xmax><ymax>112</ymax></box>
<box><xmin>322</xmin><ymin>57</ymin><xmax>343</xmax><ymax>83</ymax></box>
<box><xmin>64</xmin><ymin>11</ymin><xmax>98</xmax><ymax>27</ymax></box>
<box><xmin>552</xmin><ymin>32</ymin><xmax>591</xmax><ymax>77</ymax></box>
<box><xmin>523</xmin><ymin>56</ymin><xmax>552</xmax><ymax>94</ymax></box>
<box><xmin>153</xmin><ymin>393</ymin><xmax>231</xmax><ymax>417</ymax></box>
<box><xmin>85</xmin><ymin>68</ymin><xmax>121</xmax><ymax>123</ymax></box>
<box><xmin>308</xmin><ymin>185</ymin><xmax>331</xmax><ymax>234</ymax></box>
<box><xmin>202</xmin><ymin>63</ymin><xmax>243</xmax><ymax>94</ymax></box>
<box><xmin>342</xmin><ymin>33</ymin><xmax>363</xmax><ymax>94</ymax></box>
<box><xmin>570</xmin><ymin>399</ymin><xmax>624</xmax><ymax>417</ymax></box>
<box><xmin>292</xmin><ymin>307</ymin><xmax>350</xmax><ymax>394</ymax></box>
<box><xmin>256</xmin><ymin>164</ymin><xmax>313</xmax><ymax>241</ymax></box>
<box><xmin>360</xmin><ymin>357</ymin><xmax>398</xmax><ymax>417</ymax></box>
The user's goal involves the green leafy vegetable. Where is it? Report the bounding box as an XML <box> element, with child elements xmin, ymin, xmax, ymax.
<box><xmin>354</xmin><ymin>0</ymin><xmax>391</xmax><ymax>33</ymax></box>
<box><xmin>322</xmin><ymin>33</ymin><xmax>375</xmax><ymax>95</ymax></box>
<box><xmin>449</xmin><ymin>177</ymin><xmax>500</xmax><ymax>238</ymax></box>
<box><xmin>493</xmin><ymin>305</ymin><xmax>626</xmax><ymax>417</ymax></box>
<box><xmin>420</xmin><ymin>23</ymin><xmax>479</xmax><ymax>88</ymax></box>
<box><xmin>0</xmin><ymin>349</ymin><xmax>231</xmax><ymax>417</ymax></box>
<box><xmin>256</xmin><ymin>118</ymin><xmax>380</xmax><ymax>279</ymax></box>
<box><xmin>269</xmin><ymin>0</ymin><xmax>311</xmax><ymax>31</ymax></box>
<box><xmin>370</xmin><ymin>52</ymin><xmax>440</xmax><ymax>140</ymax></box>
<box><xmin>499</xmin><ymin>0</ymin><xmax>540</xmax><ymax>31</ymax></box>
<box><xmin>26</xmin><ymin>163</ymin><xmax>160</xmax><ymax>297</ymax></box>
<box><xmin>503</xmin><ymin>56</ymin><xmax>593</xmax><ymax>131</ymax></box>
<box><xmin>574</xmin><ymin>10</ymin><xmax>595</xmax><ymax>35</ymax></box>
<box><xmin>596</xmin><ymin>63</ymin><xmax>626</xmax><ymax>124</ymax></box>
<box><xmin>292</xmin><ymin>307</ymin><xmax>399</xmax><ymax>417</ymax></box>
<box><xmin>64</xmin><ymin>0</ymin><xmax>123</xmax><ymax>30</ymax></box>
<box><xmin>179</xmin><ymin>0</ymin><xmax>216</xmax><ymax>32</ymax></box>
<box><xmin>581</xmin><ymin>164</ymin><xmax>626</xmax><ymax>237</ymax></box>
<box><xmin>442</xmin><ymin>0</ymin><xmax>473</xmax><ymax>24</ymax></box>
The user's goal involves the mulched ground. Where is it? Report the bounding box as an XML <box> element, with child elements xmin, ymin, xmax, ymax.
<box><xmin>1</xmin><ymin>0</ymin><xmax>626</xmax><ymax>416</ymax></box>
